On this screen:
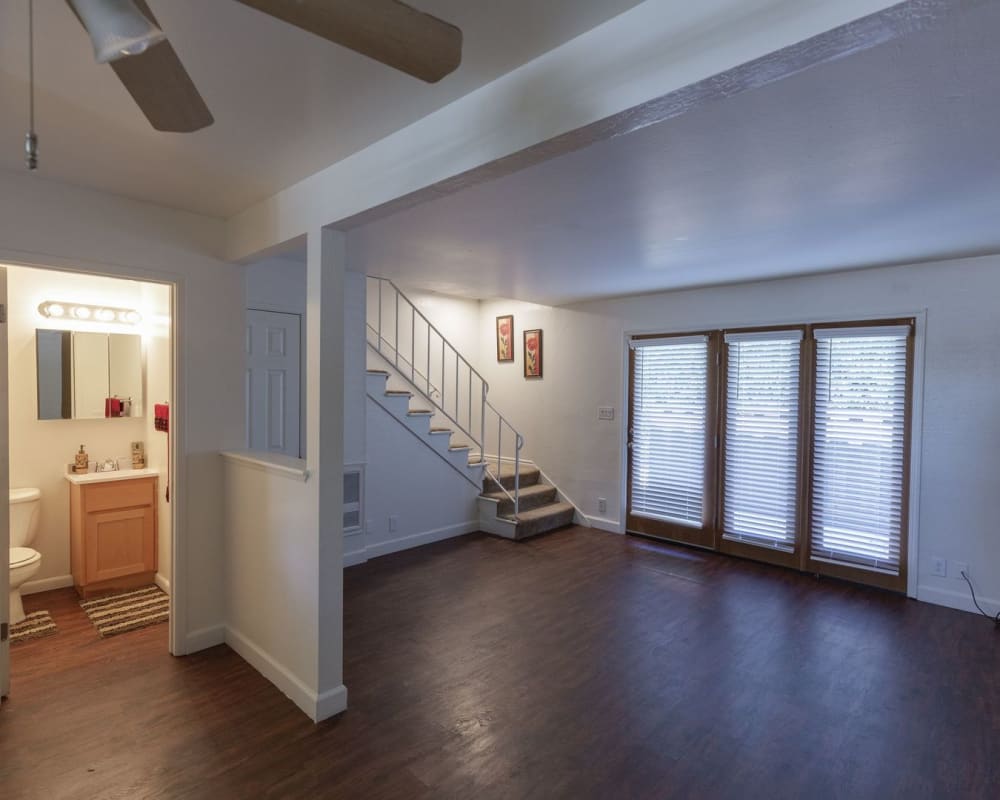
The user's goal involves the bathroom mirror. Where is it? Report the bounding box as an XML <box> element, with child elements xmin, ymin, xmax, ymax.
<box><xmin>36</xmin><ymin>330</ymin><xmax>144</xmax><ymax>420</ymax></box>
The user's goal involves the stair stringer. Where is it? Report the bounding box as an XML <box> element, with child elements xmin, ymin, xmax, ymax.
<box><xmin>365</xmin><ymin>371</ymin><xmax>483</xmax><ymax>489</ymax></box>
<box><xmin>366</xmin><ymin>338</ymin><xmax>475</xmax><ymax>451</ymax></box>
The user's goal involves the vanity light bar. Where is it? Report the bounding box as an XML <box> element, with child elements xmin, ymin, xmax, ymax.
<box><xmin>38</xmin><ymin>301</ymin><xmax>142</xmax><ymax>326</ymax></box>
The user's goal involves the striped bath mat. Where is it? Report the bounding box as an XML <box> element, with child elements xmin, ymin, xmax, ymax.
<box><xmin>80</xmin><ymin>585</ymin><xmax>169</xmax><ymax>638</ymax></box>
<box><xmin>11</xmin><ymin>610</ymin><xmax>57</xmax><ymax>644</ymax></box>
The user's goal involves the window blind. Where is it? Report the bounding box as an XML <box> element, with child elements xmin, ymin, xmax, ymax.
<box><xmin>630</xmin><ymin>335</ymin><xmax>709</xmax><ymax>527</ymax></box>
<box><xmin>811</xmin><ymin>326</ymin><xmax>910</xmax><ymax>573</ymax></box>
<box><xmin>722</xmin><ymin>330</ymin><xmax>802</xmax><ymax>551</ymax></box>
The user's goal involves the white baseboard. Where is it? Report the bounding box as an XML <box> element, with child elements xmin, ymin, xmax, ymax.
<box><xmin>315</xmin><ymin>684</ymin><xmax>349</xmax><ymax>722</ymax></box>
<box><xmin>225</xmin><ymin>625</ymin><xmax>347</xmax><ymax>723</ymax></box>
<box><xmin>343</xmin><ymin>549</ymin><xmax>368</xmax><ymax>567</ymax></box>
<box><xmin>918</xmin><ymin>584</ymin><xmax>999</xmax><ymax>618</ymax></box>
<box><xmin>154</xmin><ymin>573</ymin><xmax>171</xmax><ymax>595</ymax></box>
<box><xmin>21</xmin><ymin>574</ymin><xmax>74</xmax><ymax>595</ymax></box>
<box><xmin>365</xmin><ymin>520</ymin><xmax>478</xmax><ymax>560</ymax></box>
<box><xmin>185</xmin><ymin>624</ymin><xmax>226</xmax><ymax>653</ymax></box>
<box><xmin>585</xmin><ymin>516</ymin><xmax>624</xmax><ymax>534</ymax></box>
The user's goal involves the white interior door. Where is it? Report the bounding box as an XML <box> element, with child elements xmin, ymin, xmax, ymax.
<box><xmin>246</xmin><ymin>309</ymin><xmax>302</xmax><ymax>458</ymax></box>
<box><xmin>1</xmin><ymin>267</ymin><xmax>10</xmax><ymax>698</ymax></box>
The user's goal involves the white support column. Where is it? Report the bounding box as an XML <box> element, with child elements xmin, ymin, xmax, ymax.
<box><xmin>306</xmin><ymin>226</ymin><xmax>348</xmax><ymax>721</ymax></box>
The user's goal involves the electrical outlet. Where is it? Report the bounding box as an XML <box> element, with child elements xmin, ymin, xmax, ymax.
<box><xmin>389</xmin><ymin>515</ymin><xmax>399</xmax><ymax>533</ymax></box>
<box><xmin>931</xmin><ymin>557</ymin><xmax>947</xmax><ymax>578</ymax></box>
<box><xmin>598</xmin><ymin>407</ymin><xmax>615</xmax><ymax>421</ymax></box>
<box><xmin>598</xmin><ymin>497</ymin><xmax>607</xmax><ymax>514</ymax></box>
<box><xmin>953</xmin><ymin>562</ymin><xmax>970</xmax><ymax>580</ymax></box>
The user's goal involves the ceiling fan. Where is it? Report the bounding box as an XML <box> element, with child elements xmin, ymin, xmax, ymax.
<box><xmin>61</xmin><ymin>0</ymin><xmax>464</xmax><ymax>133</ymax></box>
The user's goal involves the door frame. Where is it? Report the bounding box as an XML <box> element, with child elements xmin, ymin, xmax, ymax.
<box><xmin>625</xmin><ymin>330</ymin><xmax>720</xmax><ymax>549</ymax></box>
<box><xmin>0</xmin><ymin>252</ymin><xmax>186</xmax><ymax>660</ymax></box>
<box><xmin>1</xmin><ymin>266</ymin><xmax>9</xmax><ymax>696</ymax></box>
<box><xmin>620</xmin><ymin>308</ymin><xmax>927</xmax><ymax>599</ymax></box>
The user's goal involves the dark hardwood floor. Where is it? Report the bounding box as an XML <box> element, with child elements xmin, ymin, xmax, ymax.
<box><xmin>2</xmin><ymin>527</ymin><xmax>998</xmax><ymax>799</ymax></box>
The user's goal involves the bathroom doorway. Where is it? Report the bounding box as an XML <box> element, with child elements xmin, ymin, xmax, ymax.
<box><xmin>1</xmin><ymin>262</ymin><xmax>177</xmax><ymax>699</ymax></box>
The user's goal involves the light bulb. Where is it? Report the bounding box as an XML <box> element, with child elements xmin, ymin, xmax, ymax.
<box><xmin>47</xmin><ymin>303</ymin><xmax>66</xmax><ymax>318</ymax></box>
<box><xmin>70</xmin><ymin>0</ymin><xmax>166</xmax><ymax>64</ymax></box>
<box><xmin>124</xmin><ymin>310</ymin><xmax>142</xmax><ymax>324</ymax></box>
<box><xmin>95</xmin><ymin>308</ymin><xmax>116</xmax><ymax>322</ymax></box>
<box><xmin>73</xmin><ymin>306</ymin><xmax>92</xmax><ymax>320</ymax></box>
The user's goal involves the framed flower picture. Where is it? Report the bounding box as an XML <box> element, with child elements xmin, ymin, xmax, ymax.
<box><xmin>523</xmin><ymin>329</ymin><xmax>543</xmax><ymax>378</ymax></box>
<box><xmin>496</xmin><ymin>315</ymin><xmax>514</xmax><ymax>362</ymax></box>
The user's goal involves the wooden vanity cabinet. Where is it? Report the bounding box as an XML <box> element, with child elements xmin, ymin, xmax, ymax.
<box><xmin>70</xmin><ymin>476</ymin><xmax>158</xmax><ymax>598</ymax></box>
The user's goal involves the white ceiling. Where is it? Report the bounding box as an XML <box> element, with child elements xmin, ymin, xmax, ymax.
<box><xmin>0</xmin><ymin>0</ymin><xmax>642</xmax><ymax>218</ymax></box>
<box><xmin>347</xmin><ymin>1</ymin><xmax>1000</xmax><ymax>305</ymax></box>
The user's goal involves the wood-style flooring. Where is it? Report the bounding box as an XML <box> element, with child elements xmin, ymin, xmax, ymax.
<box><xmin>1</xmin><ymin>527</ymin><xmax>998</xmax><ymax>799</ymax></box>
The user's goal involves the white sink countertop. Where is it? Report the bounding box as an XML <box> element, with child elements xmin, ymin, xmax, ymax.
<box><xmin>64</xmin><ymin>467</ymin><xmax>161</xmax><ymax>485</ymax></box>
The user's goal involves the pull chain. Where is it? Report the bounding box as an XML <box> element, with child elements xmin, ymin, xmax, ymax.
<box><xmin>25</xmin><ymin>0</ymin><xmax>38</xmax><ymax>170</ymax></box>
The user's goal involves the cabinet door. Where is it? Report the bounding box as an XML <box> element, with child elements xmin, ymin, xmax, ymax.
<box><xmin>85</xmin><ymin>506</ymin><xmax>156</xmax><ymax>583</ymax></box>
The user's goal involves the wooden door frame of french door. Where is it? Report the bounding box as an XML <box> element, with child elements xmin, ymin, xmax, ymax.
<box><xmin>625</xmin><ymin>330</ymin><xmax>720</xmax><ymax>549</ymax></box>
<box><xmin>715</xmin><ymin>324</ymin><xmax>808</xmax><ymax>570</ymax></box>
<box><xmin>800</xmin><ymin>318</ymin><xmax>916</xmax><ymax>594</ymax></box>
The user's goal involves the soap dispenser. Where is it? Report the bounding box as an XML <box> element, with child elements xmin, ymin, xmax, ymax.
<box><xmin>73</xmin><ymin>444</ymin><xmax>89</xmax><ymax>474</ymax></box>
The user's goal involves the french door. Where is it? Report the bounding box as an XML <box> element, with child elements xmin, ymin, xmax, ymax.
<box><xmin>626</xmin><ymin>318</ymin><xmax>914</xmax><ymax>592</ymax></box>
<box><xmin>626</xmin><ymin>333</ymin><xmax>719</xmax><ymax>549</ymax></box>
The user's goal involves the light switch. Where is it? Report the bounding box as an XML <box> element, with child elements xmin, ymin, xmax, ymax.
<box><xmin>598</xmin><ymin>407</ymin><xmax>615</xmax><ymax>421</ymax></box>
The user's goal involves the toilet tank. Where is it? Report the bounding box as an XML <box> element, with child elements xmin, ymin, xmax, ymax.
<box><xmin>9</xmin><ymin>488</ymin><xmax>42</xmax><ymax>548</ymax></box>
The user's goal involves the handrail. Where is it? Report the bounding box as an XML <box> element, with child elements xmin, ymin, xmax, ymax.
<box><xmin>366</xmin><ymin>324</ymin><xmax>442</xmax><ymax>400</ymax></box>
<box><xmin>375</xmin><ymin>277</ymin><xmax>489</xmax><ymax>390</ymax></box>
<box><xmin>366</xmin><ymin>276</ymin><xmax>524</xmax><ymax>516</ymax></box>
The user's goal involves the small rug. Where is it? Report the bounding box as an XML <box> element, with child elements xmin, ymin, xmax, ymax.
<box><xmin>10</xmin><ymin>610</ymin><xmax>58</xmax><ymax>644</ymax></box>
<box><xmin>80</xmin><ymin>585</ymin><xmax>169</xmax><ymax>638</ymax></box>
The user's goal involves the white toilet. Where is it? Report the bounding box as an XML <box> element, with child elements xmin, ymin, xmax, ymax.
<box><xmin>9</xmin><ymin>488</ymin><xmax>42</xmax><ymax>625</ymax></box>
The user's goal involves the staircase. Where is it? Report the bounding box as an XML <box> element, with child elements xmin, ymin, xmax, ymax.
<box><xmin>477</xmin><ymin>463</ymin><xmax>575</xmax><ymax>540</ymax></box>
<box><xmin>366</xmin><ymin>276</ymin><xmax>580</xmax><ymax>541</ymax></box>
<box><xmin>365</xmin><ymin>368</ymin><xmax>485</xmax><ymax>488</ymax></box>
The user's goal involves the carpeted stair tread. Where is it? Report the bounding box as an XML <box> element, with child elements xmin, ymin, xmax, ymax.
<box><xmin>385</xmin><ymin>390</ymin><xmax>413</xmax><ymax>397</ymax></box>
<box><xmin>508</xmin><ymin>501</ymin><xmax>575</xmax><ymax>539</ymax></box>
<box><xmin>366</xmin><ymin>369</ymin><xmax>389</xmax><ymax>374</ymax></box>
<box><xmin>483</xmin><ymin>482</ymin><xmax>558</xmax><ymax>515</ymax></box>
<box><xmin>408</xmin><ymin>409</ymin><xmax>433</xmax><ymax>416</ymax></box>
<box><xmin>485</xmin><ymin>464</ymin><xmax>541</xmax><ymax>492</ymax></box>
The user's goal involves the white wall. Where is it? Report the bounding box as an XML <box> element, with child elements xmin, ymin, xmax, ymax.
<box><xmin>245</xmin><ymin>257</ymin><xmax>307</xmax><ymax>315</ymax></box>
<box><xmin>477</xmin><ymin>256</ymin><xmax>1000</xmax><ymax>617</ymax></box>
<box><xmin>0</xmin><ymin>168</ymin><xmax>244</xmax><ymax>650</ymax></box>
<box><xmin>405</xmin><ymin>288</ymin><xmax>482</xmax><ymax>363</ymax></box>
<box><xmin>347</xmin><ymin>397</ymin><xmax>480</xmax><ymax>566</ymax></box>
<box><xmin>222</xmin><ymin>456</ymin><xmax>323</xmax><ymax>719</ymax></box>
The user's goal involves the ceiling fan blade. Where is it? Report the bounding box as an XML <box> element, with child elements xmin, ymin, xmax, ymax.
<box><xmin>233</xmin><ymin>0</ymin><xmax>462</xmax><ymax>83</ymax></box>
<box><xmin>66</xmin><ymin>0</ymin><xmax>213</xmax><ymax>132</ymax></box>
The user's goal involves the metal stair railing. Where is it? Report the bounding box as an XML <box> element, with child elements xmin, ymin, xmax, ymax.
<box><xmin>366</xmin><ymin>276</ymin><xmax>523</xmax><ymax>515</ymax></box>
